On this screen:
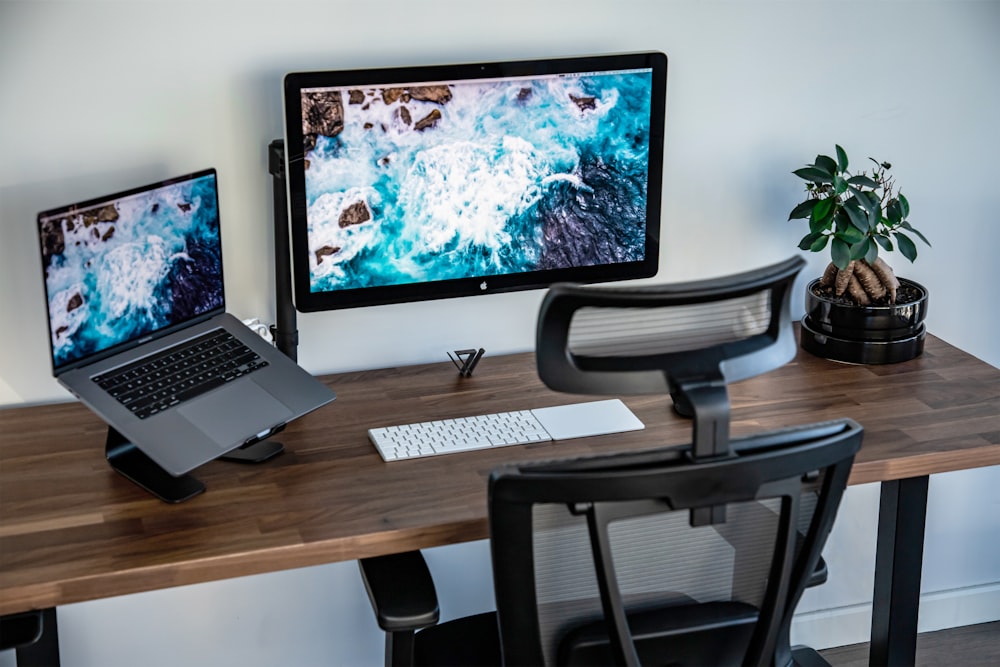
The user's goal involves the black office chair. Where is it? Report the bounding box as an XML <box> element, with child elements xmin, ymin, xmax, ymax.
<box><xmin>360</xmin><ymin>256</ymin><xmax>861</xmax><ymax>666</ymax></box>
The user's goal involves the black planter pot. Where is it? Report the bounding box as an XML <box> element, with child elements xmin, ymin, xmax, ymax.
<box><xmin>800</xmin><ymin>277</ymin><xmax>928</xmax><ymax>364</ymax></box>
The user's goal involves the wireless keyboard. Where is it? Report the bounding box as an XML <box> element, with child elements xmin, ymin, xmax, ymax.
<box><xmin>368</xmin><ymin>399</ymin><xmax>644</xmax><ymax>462</ymax></box>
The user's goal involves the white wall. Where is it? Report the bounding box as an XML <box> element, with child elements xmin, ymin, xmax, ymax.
<box><xmin>1</xmin><ymin>1</ymin><xmax>997</xmax><ymax>664</ymax></box>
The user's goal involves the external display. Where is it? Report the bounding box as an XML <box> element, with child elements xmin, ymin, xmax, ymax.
<box><xmin>283</xmin><ymin>52</ymin><xmax>667</xmax><ymax>311</ymax></box>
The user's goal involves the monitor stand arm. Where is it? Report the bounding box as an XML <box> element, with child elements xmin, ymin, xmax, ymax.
<box><xmin>269</xmin><ymin>139</ymin><xmax>299</xmax><ymax>361</ymax></box>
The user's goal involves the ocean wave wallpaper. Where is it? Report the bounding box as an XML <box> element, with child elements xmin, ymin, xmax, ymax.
<box><xmin>40</xmin><ymin>173</ymin><xmax>224</xmax><ymax>369</ymax></box>
<box><xmin>300</xmin><ymin>68</ymin><xmax>654</xmax><ymax>293</ymax></box>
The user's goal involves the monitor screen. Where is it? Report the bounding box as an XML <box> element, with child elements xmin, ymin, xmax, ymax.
<box><xmin>37</xmin><ymin>169</ymin><xmax>225</xmax><ymax>371</ymax></box>
<box><xmin>282</xmin><ymin>51</ymin><xmax>667</xmax><ymax>312</ymax></box>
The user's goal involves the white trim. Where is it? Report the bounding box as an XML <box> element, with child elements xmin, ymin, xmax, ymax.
<box><xmin>791</xmin><ymin>583</ymin><xmax>1000</xmax><ymax>650</ymax></box>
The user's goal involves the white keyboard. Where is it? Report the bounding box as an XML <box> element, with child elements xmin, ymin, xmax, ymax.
<box><xmin>368</xmin><ymin>399</ymin><xmax>644</xmax><ymax>462</ymax></box>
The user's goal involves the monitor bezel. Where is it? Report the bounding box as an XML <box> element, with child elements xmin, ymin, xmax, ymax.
<box><xmin>282</xmin><ymin>51</ymin><xmax>667</xmax><ymax>313</ymax></box>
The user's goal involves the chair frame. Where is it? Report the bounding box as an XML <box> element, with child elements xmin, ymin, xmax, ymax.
<box><xmin>489</xmin><ymin>419</ymin><xmax>862</xmax><ymax>667</ymax></box>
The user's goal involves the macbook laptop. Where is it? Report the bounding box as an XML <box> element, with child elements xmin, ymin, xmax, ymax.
<box><xmin>37</xmin><ymin>168</ymin><xmax>336</xmax><ymax>477</ymax></box>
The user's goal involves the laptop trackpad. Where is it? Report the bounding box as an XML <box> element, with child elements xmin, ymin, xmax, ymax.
<box><xmin>178</xmin><ymin>381</ymin><xmax>293</xmax><ymax>448</ymax></box>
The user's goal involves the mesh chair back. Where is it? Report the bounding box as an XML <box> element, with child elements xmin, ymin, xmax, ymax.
<box><xmin>536</xmin><ymin>255</ymin><xmax>804</xmax><ymax>394</ymax></box>
<box><xmin>489</xmin><ymin>419</ymin><xmax>862</xmax><ymax>667</ymax></box>
<box><xmin>495</xmin><ymin>256</ymin><xmax>854</xmax><ymax>666</ymax></box>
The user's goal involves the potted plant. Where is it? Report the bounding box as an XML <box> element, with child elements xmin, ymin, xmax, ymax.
<box><xmin>789</xmin><ymin>145</ymin><xmax>931</xmax><ymax>363</ymax></box>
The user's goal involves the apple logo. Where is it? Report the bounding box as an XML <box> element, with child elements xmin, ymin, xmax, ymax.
<box><xmin>480</xmin><ymin>281</ymin><xmax>488</xmax><ymax>290</ymax></box>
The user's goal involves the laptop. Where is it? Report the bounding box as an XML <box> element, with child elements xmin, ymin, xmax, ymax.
<box><xmin>37</xmin><ymin>168</ymin><xmax>336</xmax><ymax>477</ymax></box>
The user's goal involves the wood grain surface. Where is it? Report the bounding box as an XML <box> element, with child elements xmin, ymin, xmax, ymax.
<box><xmin>2</xmin><ymin>332</ymin><xmax>998</xmax><ymax>615</ymax></box>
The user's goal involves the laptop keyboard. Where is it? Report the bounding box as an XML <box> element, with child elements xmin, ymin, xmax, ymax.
<box><xmin>93</xmin><ymin>329</ymin><xmax>268</xmax><ymax>419</ymax></box>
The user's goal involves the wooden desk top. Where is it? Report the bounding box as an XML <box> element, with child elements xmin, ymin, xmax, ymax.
<box><xmin>2</xmin><ymin>333</ymin><xmax>998</xmax><ymax>615</ymax></box>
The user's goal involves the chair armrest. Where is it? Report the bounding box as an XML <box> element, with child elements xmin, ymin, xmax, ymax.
<box><xmin>359</xmin><ymin>551</ymin><xmax>440</xmax><ymax>632</ymax></box>
<box><xmin>806</xmin><ymin>555</ymin><xmax>828</xmax><ymax>588</ymax></box>
<box><xmin>0</xmin><ymin>611</ymin><xmax>43</xmax><ymax>650</ymax></box>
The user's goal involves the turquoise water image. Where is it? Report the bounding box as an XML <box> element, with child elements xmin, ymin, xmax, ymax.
<box><xmin>302</xmin><ymin>68</ymin><xmax>653</xmax><ymax>292</ymax></box>
<box><xmin>42</xmin><ymin>174</ymin><xmax>223</xmax><ymax>368</ymax></box>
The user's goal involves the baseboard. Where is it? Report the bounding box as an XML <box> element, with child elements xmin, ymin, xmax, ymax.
<box><xmin>791</xmin><ymin>582</ymin><xmax>1000</xmax><ymax>650</ymax></box>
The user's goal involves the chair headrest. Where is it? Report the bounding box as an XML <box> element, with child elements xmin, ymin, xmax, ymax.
<box><xmin>536</xmin><ymin>256</ymin><xmax>805</xmax><ymax>397</ymax></box>
<box><xmin>535</xmin><ymin>256</ymin><xmax>806</xmax><ymax>459</ymax></box>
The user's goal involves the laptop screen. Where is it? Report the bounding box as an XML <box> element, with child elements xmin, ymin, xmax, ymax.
<box><xmin>38</xmin><ymin>168</ymin><xmax>225</xmax><ymax>373</ymax></box>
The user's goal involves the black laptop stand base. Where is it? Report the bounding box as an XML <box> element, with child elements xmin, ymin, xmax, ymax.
<box><xmin>219</xmin><ymin>438</ymin><xmax>284</xmax><ymax>463</ymax></box>
<box><xmin>105</xmin><ymin>427</ymin><xmax>284</xmax><ymax>503</ymax></box>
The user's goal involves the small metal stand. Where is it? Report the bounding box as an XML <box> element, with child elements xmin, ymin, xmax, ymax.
<box><xmin>448</xmin><ymin>348</ymin><xmax>485</xmax><ymax>377</ymax></box>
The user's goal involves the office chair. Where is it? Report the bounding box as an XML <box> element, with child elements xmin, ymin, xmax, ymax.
<box><xmin>360</xmin><ymin>256</ymin><xmax>862</xmax><ymax>666</ymax></box>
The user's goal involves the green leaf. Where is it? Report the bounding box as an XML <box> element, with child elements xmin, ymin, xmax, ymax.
<box><xmin>849</xmin><ymin>238</ymin><xmax>871</xmax><ymax>261</ymax></box>
<box><xmin>815</xmin><ymin>154</ymin><xmax>838</xmax><ymax>175</ymax></box>
<box><xmin>838</xmin><ymin>225</ymin><xmax>866</xmax><ymax>245</ymax></box>
<box><xmin>843</xmin><ymin>200</ymin><xmax>870</xmax><ymax>232</ymax></box>
<box><xmin>798</xmin><ymin>231</ymin><xmax>829</xmax><ymax>253</ymax></box>
<box><xmin>901</xmin><ymin>221</ymin><xmax>931</xmax><ymax>246</ymax></box>
<box><xmin>864</xmin><ymin>242</ymin><xmax>879</xmax><ymax>264</ymax></box>
<box><xmin>899</xmin><ymin>193</ymin><xmax>910</xmax><ymax>218</ymax></box>
<box><xmin>799</xmin><ymin>233</ymin><xmax>829</xmax><ymax>252</ymax></box>
<box><xmin>847</xmin><ymin>175</ymin><xmax>879</xmax><ymax>190</ymax></box>
<box><xmin>875</xmin><ymin>234</ymin><xmax>894</xmax><ymax>252</ymax></box>
<box><xmin>812</xmin><ymin>197</ymin><xmax>835</xmax><ymax>225</ymax></box>
<box><xmin>831</xmin><ymin>237</ymin><xmax>851</xmax><ymax>269</ymax></box>
<box><xmin>868</xmin><ymin>204</ymin><xmax>881</xmax><ymax>230</ymax></box>
<box><xmin>853</xmin><ymin>190</ymin><xmax>879</xmax><ymax>212</ymax></box>
<box><xmin>895</xmin><ymin>231</ymin><xmax>918</xmax><ymax>262</ymax></box>
<box><xmin>788</xmin><ymin>199</ymin><xmax>818</xmax><ymax>220</ymax></box>
<box><xmin>834</xmin><ymin>174</ymin><xmax>848</xmax><ymax>195</ymax></box>
<box><xmin>836</xmin><ymin>145</ymin><xmax>849</xmax><ymax>172</ymax></box>
<box><xmin>793</xmin><ymin>167</ymin><xmax>833</xmax><ymax>184</ymax></box>
<box><xmin>833</xmin><ymin>208</ymin><xmax>851</xmax><ymax>233</ymax></box>
<box><xmin>887</xmin><ymin>198</ymin><xmax>903</xmax><ymax>224</ymax></box>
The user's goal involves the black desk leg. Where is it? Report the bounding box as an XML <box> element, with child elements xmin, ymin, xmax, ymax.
<box><xmin>14</xmin><ymin>608</ymin><xmax>60</xmax><ymax>667</ymax></box>
<box><xmin>870</xmin><ymin>475</ymin><xmax>929</xmax><ymax>667</ymax></box>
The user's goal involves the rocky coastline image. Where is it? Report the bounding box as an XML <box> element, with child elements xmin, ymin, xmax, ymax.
<box><xmin>41</xmin><ymin>174</ymin><xmax>224</xmax><ymax>368</ymax></box>
<box><xmin>298</xmin><ymin>68</ymin><xmax>654</xmax><ymax>293</ymax></box>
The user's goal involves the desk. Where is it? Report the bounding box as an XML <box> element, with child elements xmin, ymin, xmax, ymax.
<box><xmin>2</xmin><ymin>332</ymin><xmax>999</xmax><ymax>665</ymax></box>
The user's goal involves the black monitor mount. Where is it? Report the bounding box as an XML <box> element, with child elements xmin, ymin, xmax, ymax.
<box><xmin>268</xmin><ymin>139</ymin><xmax>300</xmax><ymax>361</ymax></box>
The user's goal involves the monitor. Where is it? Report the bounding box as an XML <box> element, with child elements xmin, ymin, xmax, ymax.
<box><xmin>282</xmin><ymin>51</ymin><xmax>667</xmax><ymax>312</ymax></box>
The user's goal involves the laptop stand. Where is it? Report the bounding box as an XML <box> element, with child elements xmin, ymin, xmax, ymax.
<box><xmin>106</xmin><ymin>426</ymin><xmax>286</xmax><ymax>503</ymax></box>
<box><xmin>106</xmin><ymin>427</ymin><xmax>205</xmax><ymax>503</ymax></box>
<box><xmin>219</xmin><ymin>425</ymin><xmax>285</xmax><ymax>463</ymax></box>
